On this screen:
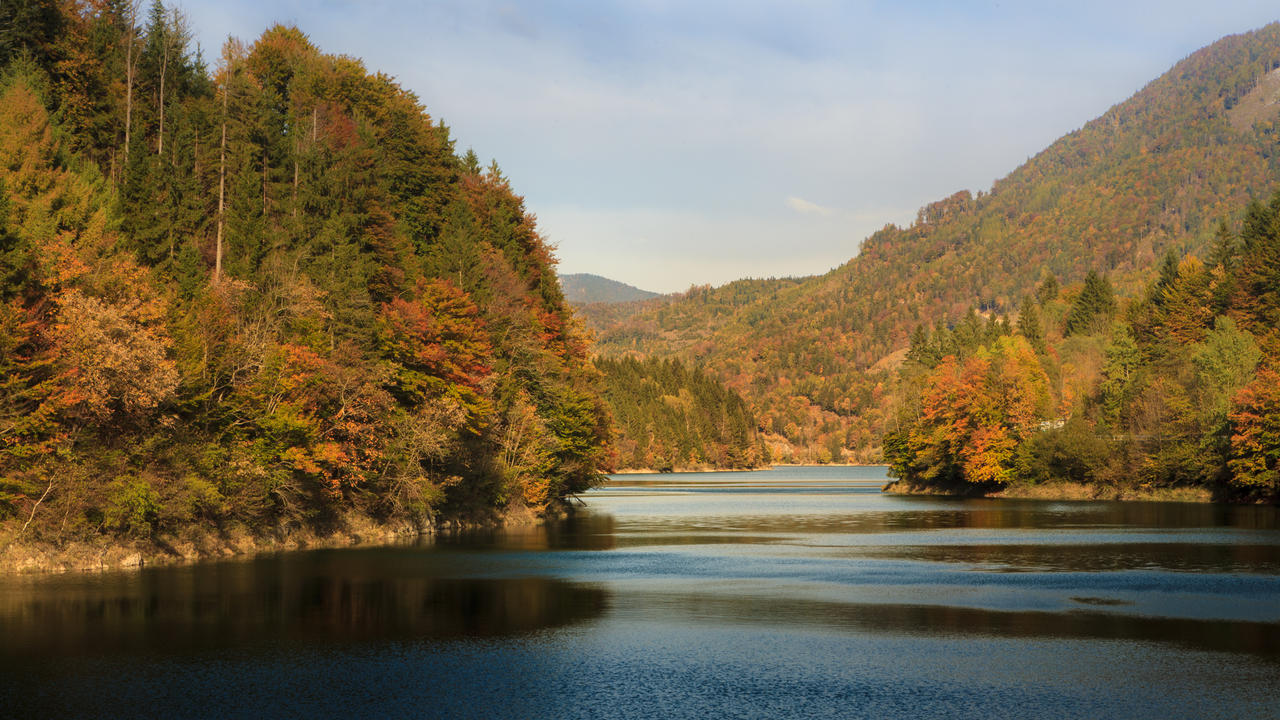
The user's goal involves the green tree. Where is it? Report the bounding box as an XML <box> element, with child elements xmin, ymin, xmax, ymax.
<box><xmin>1065</xmin><ymin>270</ymin><xmax>1115</xmax><ymax>336</ymax></box>
<box><xmin>1017</xmin><ymin>295</ymin><xmax>1045</xmax><ymax>354</ymax></box>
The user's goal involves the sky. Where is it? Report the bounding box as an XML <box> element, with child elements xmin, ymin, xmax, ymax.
<box><xmin>179</xmin><ymin>1</ymin><xmax>1280</xmax><ymax>294</ymax></box>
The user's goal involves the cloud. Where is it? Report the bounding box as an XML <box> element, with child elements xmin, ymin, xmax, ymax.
<box><xmin>785</xmin><ymin>196</ymin><xmax>836</xmax><ymax>217</ymax></box>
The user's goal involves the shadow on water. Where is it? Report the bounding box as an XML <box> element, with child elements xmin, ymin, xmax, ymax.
<box><xmin>616</xmin><ymin>591</ymin><xmax>1280</xmax><ymax>660</ymax></box>
<box><xmin>869</xmin><ymin>541</ymin><xmax>1280</xmax><ymax>574</ymax></box>
<box><xmin>885</xmin><ymin>495</ymin><xmax>1280</xmax><ymax>531</ymax></box>
<box><xmin>753</xmin><ymin>496</ymin><xmax>1280</xmax><ymax>533</ymax></box>
<box><xmin>435</xmin><ymin>510</ymin><xmax>618</xmax><ymax>552</ymax></box>
<box><xmin>0</xmin><ymin>548</ymin><xmax>609</xmax><ymax>659</ymax></box>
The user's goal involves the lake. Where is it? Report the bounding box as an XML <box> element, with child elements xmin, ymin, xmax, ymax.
<box><xmin>2</xmin><ymin>466</ymin><xmax>1278</xmax><ymax>719</ymax></box>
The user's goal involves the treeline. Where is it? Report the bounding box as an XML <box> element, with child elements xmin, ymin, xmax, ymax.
<box><xmin>885</xmin><ymin>195</ymin><xmax>1280</xmax><ymax>502</ymax></box>
<box><xmin>597</xmin><ymin>357</ymin><xmax>767</xmax><ymax>471</ymax></box>
<box><xmin>0</xmin><ymin>1</ymin><xmax>610</xmax><ymax>554</ymax></box>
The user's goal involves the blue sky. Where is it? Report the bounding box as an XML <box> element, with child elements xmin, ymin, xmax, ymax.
<box><xmin>180</xmin><ymin>1</ymin><xmax>1280</xmax><ymax>293</ymax></box>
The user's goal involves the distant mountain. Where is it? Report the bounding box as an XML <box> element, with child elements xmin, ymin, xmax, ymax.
<box><xmin>561</xmin><ymin>273</ymin><xmax>660</xmax><ymax>304</ymax></box>
<box><xmin>580</xmin><ymin>23</ymin><xmax>1280</xmax><ymax>463</ymax></box>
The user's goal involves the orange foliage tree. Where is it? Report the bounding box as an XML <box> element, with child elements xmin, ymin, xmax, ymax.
<box><xmin>1229</xmin><ymin>366</ymin><xmax>1280</xmax><ymax>498</ymax></box>
<box><xmin>888</xmin><ymin>336</ymin><xmax>1050</xmax><ymax>488</ymax></box>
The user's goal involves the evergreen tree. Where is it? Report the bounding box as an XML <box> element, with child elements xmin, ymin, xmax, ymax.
<box><xmin>1065</xmin><ymin>270</ymin><xmax>1116</xmax><ymax>336</ymax></box>
<box><xmin>1017</xmin><ymin>295</ymin><xmax>1045</xmax><ymax>354</ymax></box>
<box><xmin>0</xmin><ymin>0</ymin><xmax>63</xmax><ymax>69</ymax></box>
<box><xmin>1035</xmin><ymin>273</ymin><xmax>1059</xmax><ymax>304</ymax></box>
<box><xmin>906</xmin><ymin>325</ymin><xmax>940</xmax><ymax>368</ymax></box>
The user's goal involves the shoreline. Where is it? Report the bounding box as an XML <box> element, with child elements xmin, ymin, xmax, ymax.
<box><xmin>0</xmin><ymin>504</ymin><xmax>546</xmax><ymax>577</ymax></box>
<box><xmin>0</xmin><ymin>523</ymin><xmax>423</xmax><ymax>576</ymax></box>
<box><xmin>769</xmin><ymin>463</ymin><xmax>886</xmax><ymax>468</ymax></box>
<box><xmin>11</xmin><ymin>474</ymin><xmax>1247</xmax><ymax>576</ymax></box>
<box><xmin>610</xmin><ymin>462</ymin><xmax>886</xmax><ymax>475</ymax></box>
<box><xmin>609</xmin><ymin>466</ymin><xmax>766</xmax><ymax>475</ymax></box>
<box><xmin>881</xmin><ymin>480</ymin><xmax>1216</xmax><ymax>503</ymax></box>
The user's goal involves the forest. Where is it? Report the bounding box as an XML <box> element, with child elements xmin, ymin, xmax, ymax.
<box><xmin>597</xmin><ymin>356</ymin><xmax>768</xmax><ymax>472</ymax></box>
<box><xmin>885</xmin><ymin>206</ymin><xmax>1280</xmax><ymax>503</ymax></box>
<box><xmin>0</xmin><ymin>0</ymin><xmax>611</xmax><ymax>562</ymax></box>
<box><xmin>2</xmin><ymin>1</ymin><xmax>1279</xmax><ymax>574</ymax></box>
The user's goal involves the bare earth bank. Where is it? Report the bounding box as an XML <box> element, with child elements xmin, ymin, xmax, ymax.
<box><xmin>0</xmin><ymin>504</ymin><xmax>546</xmax><ymax>576</ymax></box>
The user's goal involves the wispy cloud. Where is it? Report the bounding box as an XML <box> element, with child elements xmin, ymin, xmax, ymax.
<box><xmin>785</xmin><ymin>196</ymin><xmax>836</xmax><ymax>217</ymax></box>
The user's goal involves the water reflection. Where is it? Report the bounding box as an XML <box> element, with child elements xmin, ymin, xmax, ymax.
<box><xmin>0</xmin><ymin>549</ymin><xmax>608</xmax><ymax>658</ymax></box>
<box><xmin>437</xmin><ymin>511</ymin><xmax>618</xmax><ymax>552</ymax></box>
<box><xmin>597</xmin><ymin>483</ymin><xmax>1280</xmax><ymax>533</ymax></box>
<box><xmin>610</xmin><ymin>592</ymin><xmax>1280</xmax><ymax>658</ymax></box>
<box><xmin>863</xmin><ymin>541</ymin><xmax>1280</xmax><ymax>574</ymax></box>
<box><xmin>589</xmin><ymin>471</ymin><xmax>1280</xmax><ymax>579</ymax></box>
<box><xmin>889</xmin><ymin>496</ymin><xmax>1280</xmax><ymax>531</ymax></box>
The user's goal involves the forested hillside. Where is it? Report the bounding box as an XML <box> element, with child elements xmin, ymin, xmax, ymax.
<box><xmin>0</xmin><ymin>1</ymin><xmax>610</xmax><ymax>562</ymax></box>
<box><xmin>886</xmin><ymin>192</ymin><xmax>1280</xmax><ymax>502</ymax></box>
<box><xmin>581</xmin><ymin>23</ymin><xmax>1280</xmax><ymax>465</ymax></box>
<box><xmin>597</xmin><ymin>356</ymin><xmax>768</xmax><ymax>472</ymax></box>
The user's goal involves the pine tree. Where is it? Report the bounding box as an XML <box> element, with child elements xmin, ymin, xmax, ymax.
<box><xmin>1036</xmin><ymin>273</ymin><xmax>1059</xmax><ymax>304</ymax></box>
<box><xmin>1017</xmin><ymin>295</ymin><xmax>1045</xmax><ymax>354</ymax></box>
<box><xmin>1065</xmin><ymin>270</ymin><xmax>1116</xmax><ymax>336</ymax></box>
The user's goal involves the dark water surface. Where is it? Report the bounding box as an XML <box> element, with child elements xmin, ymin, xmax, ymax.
<box><xmin>3</xmin><ymin>466</ymin><xmax>1279</xmax><ymax>719</ymax></box>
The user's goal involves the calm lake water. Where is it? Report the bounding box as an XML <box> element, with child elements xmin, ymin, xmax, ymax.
<box><xmin>2</xmin><ymin>466</ymin><xmax>1279</xmax><ymax>719</ymax></box>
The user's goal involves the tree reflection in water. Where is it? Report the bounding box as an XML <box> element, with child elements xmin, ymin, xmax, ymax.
<box><xmin>0</xmin><ymin>550</ymin><xmax>610</xmax><ymax>658</ymax></box>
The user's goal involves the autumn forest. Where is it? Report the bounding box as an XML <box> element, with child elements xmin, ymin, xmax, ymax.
<box><xmin>0</xmin><ymin>0</ymin><xmax>611</xmax><ymax>562</ymax></box>
<box><xmin>1</xmin><ymin>2</ymin><xmax>1280</xmax><ymax>569</ymax></box>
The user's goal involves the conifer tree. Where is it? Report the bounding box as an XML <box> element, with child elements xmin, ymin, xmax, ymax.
<box><xmin>1036</xmin><ymin>273</ymin><xmax>1059</xmax><ymax>304</ymax></box>
<box><xmin>1065</xmin><ymin>270</ymin><xmax>1116</xmax><ymax>336</ymax></box>
<box><xmin>1017</xmin><ymin>295</ymin><xmax>1045</xmax><ymax>354</ymax></box>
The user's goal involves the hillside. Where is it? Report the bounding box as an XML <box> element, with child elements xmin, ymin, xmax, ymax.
<box><xmin>581</xmin><ymin>23</ymin><xmax>1280</xmax><ymax>463</ymax></box>
<box><xmin>0</xmin><ymin>3</ymin><xmax>610</xmax><ymax>565</ymax></box>
<box><xmin>598</xmin><ymin>356</ymin><xmax>768</xmax><ymax>472</ymax></box>
<box><xmin>885</xmin><ymin>199</ymin><xmax>1280</xmax><ymax>503</ymax></box>
<box><xmin>560</xmin><ymin>273</ymin><xmax>660</xmax><ymax>305</ymax></box>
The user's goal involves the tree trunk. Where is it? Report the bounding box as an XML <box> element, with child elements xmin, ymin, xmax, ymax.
<box><xmin>158</xmin><ymin>31</ymin><xmax>167</xmax><ymax>155</ymax></box>
<box><xmin>215</xmin><ymin>85</ymin><xmax>227</xmax><ymax>282</ymax></box>
<box><xmin>123</xmin><ymin>4</ymin><xmax>136</xmax><ymax>174</ymax></box>
<box><xmin>292</xmin><ymin>138</ymin><xmax>299</xmax><ymax>219</ymax></box>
